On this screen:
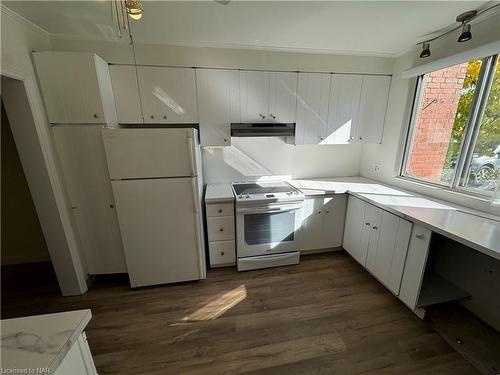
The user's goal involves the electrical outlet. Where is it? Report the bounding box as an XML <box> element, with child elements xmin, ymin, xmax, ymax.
<box><xmin>373</xmin><ymin>163</ymin><xmax>382</xmax><ymax>174</ymax></box>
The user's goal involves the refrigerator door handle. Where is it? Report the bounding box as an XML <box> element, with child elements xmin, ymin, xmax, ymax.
<box><xmin>191</xmin><ymin>176</ymin><xmax>204</xmax><ymax>277</ymax></box>
<box><xmin>187</xmin><ymin>136</ymin><xmax>195</xmax><ymax>176</ymax></box>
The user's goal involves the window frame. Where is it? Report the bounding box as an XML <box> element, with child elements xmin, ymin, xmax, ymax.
<box><xmin>400</xmin><ymin>53</ymin><xmax>500</xmax><ymax>197</ymax></box>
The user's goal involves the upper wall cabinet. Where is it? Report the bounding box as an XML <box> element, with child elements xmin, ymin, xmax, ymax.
<box><xmin>109</xmin><ymin>65</ymin><xmax>143</xmax><ymax>124</ymax></box>
<box><xmin>33</xmin><ymin>52</ymin><xmax>117</xmax><ymax>125</ymax></box>
<box><xmin>295</xmin><ymin>73</ymin><xmax>391</xmax><ymax>145</ymax></box>
<box><xmin>357</xmin><ymin>75</ymin><xmax>391</xmax><ymax>144</ymax></box>
<box><xmin>240</xmin><ymin>71</ymin><xmax>297</xmax><ymax>123</ymax></box>
<box><xmin>325</xmin><ymin>74</ymin><xmax>362</xmax><ymax>145</ymax></box>
<box><xmin>295</xmin><ymin>72</ymin><xmax>331</xmax><ymax>145</ymax></box>
<box><xmin>197</xmin><ymin>69</ymin><xmax>240</xmax><ymax>147</ymax></box>
<box><xmin>137</xmin><ymin>66</ymin><xmax>198</xmax><ymax>124</ymax></box>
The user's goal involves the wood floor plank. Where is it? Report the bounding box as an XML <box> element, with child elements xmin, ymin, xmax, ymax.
<box><xmin>1</xmin><ymin>252</ymin><xmax>483</xmax><ymax>374</ymax></box>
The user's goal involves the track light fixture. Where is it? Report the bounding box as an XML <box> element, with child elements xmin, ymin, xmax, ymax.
<box><xmin>419</xmin><ymin>42</ymin><xmax>431</xmax><ymax>58</ymax></box>
<box><xmin>416</xmin><ymin>5</ymin><xmax>500</xmax><ymax>59</ymax></box>
<box><xmin>456</xmin><ymin>10</ymin><xmax>476</xmax><ymax>42</ymax></box>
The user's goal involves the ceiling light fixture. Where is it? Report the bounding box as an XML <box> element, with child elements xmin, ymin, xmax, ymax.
<box><xmin>419</xmin><ymin>42</ymin><xmax>431</xmax><ymax>58</ymax></box>
<box><xmin>125</xmin><ymin>0</ymin><xmax>143</xmax><ymax>21</ymax></box>
<box><xmin>415</xmin><ymin>4</ymin><xmax>499</xmax><ymax>59</ymax></box>
<box><xmin>456</xmin><ymin>10</ymin><xmax>476</xmax><ymax>42</ymax></box>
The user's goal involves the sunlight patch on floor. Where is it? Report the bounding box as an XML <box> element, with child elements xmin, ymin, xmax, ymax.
<box><xmin>181</xmin><ymin>285</ymin><xmax>247</xmax><ymax>322</ymax></box>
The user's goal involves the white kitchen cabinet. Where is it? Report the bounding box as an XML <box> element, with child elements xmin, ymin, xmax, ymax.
<box><xmin>295</xmin><ymin>73</ymin><xmax>331</xmax><ymax>145</ymax></box>
<box><xmin>54</xmin><ymin>332</ymin><xmax>97</xmax><ymax>375</ymax></box>
<box><xmin>240</xmin><ymin>70</ymin><xmax>270</xmax><ymax>122</ymax></box>
<box><xmin>109</xmin><ymin>65</ymin><xmax>143</xmax><ymax>123</ymax></box>
<box><xmin>52</xmin><ymin>126</ymin><xmax>127</xmax><ymax>275</ymax></box>
<box><xmin>240</xmin><ymin>70</ymin><xmax>297</xmax><ymax>123</ymax></box>
<box><xmin>300</xmin><ymin>195</ymin><xmax>347</xmax><ymax>251</ymax></box>
<box><xmin>137</xmin><ymin>66</ymin><xmax>198</xmax><ymax>124</ymax></box>
<box><xmin>196</xmin><ymin>69</ymin><xmax>240</xmax><ymax>146</ymax></box>
<box><xmin>269</xmin><ymin>72</ymin><xmax>298</xmax><ymax>123</ymax></box>
<box><xmin>357</xmin><ymin>75</ymin><xmax>391</xmax><ymax>143</ymax></box>
<box><xmin>365</xmin><ymin>210</ymin><xmax>412</xmax><ymax>295</ymax></box>
<box><xmin>343</xmin><ymin>195</ymin><xmax>367</xmax><ymax>264</ymax></box>
<box><xmin>399</xmin><ymin>225</ymin><xmax>432</xmax><ymax>309</ymax></box>
<box><xmin>33</xmin><ymin>52</ymin><xmax>117</xmax><ymax>125</ymax></box>
<box><xmin>325</xmin><ymin>74</ymin><xmax>362</xmax><ymax>144</ymax></box>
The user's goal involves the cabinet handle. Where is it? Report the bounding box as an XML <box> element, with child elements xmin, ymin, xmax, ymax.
<box><xmin>415</xmin><ymin>233</ymin><xmax>425</xmax><ymax>240</ymax></box>
<box><xmin>259</xmin><ymin>113</ymin><xmax>266</xmax><ymax>119</ymax></box>
<box><xmin>270</xmin><ymin>114</ymin><xmax>276</xmax><ymax>119</ymax></box>
<box><xmin>348</xmin><ymin>136</ymin><xmax>354</xmax><ymax>142</ymax></box>
<box><xmin>372</xmin><ymin>226</ymin><xmax>378</xmax><ymax>230</ymax></box>
<box><xmin>150</xmin><ymin>115</ymin><xmax>154</xmax><ymax>119</ymax></box>
<box><xmin>224</xmin><ymin>138</ymin><xmax>228</xmax><ymax>143</ymax></box>
<box><xmin>318</xmin><ymin>210</ymin><xmax>322</xmax><ymax>214</ymax></box>
<box><xmin>218</xmin><ymin>209</ymin><xmax>223</xmax><ymax>213</ymax></box>
<box><xmin>220</xmin><ymin>251</ymin><xmax>225</xmax><ymax>256</ymax></box>
<box><xmin>219</xmin><ymin>228</ymin><xmax>224</xmax><ymax>232</ymax></box>
<box><xmin>109</xmin><ymin>204</ymin><xmax>114</xmax><ymax>208</ymax></box>
<box><xmin>320</xmin><ymin>137</ymin><xmax>324</xmax><ymax>141</ymax></box>
<box><xmin>93</xmin><ymin>114</ymin><xmax>99</xmax><ymax>119</ymax></box>
<box><xmin>365</xmin><ymin>222</ymin><xmax>370</xmax><ymax>226</ymax></box>
<box><xmin>163</xmin><ymin>115</ymin><xmax>167</xmax><ymax>120</ymax></box>
<box><xmin>359</xmin><ymin>136</ymin><xmax>363</xmax><ymax>140</ymax></box>
<box><xmin>326</xmin><ymin>210</ymin><xmax>330</xmax><ymax>214</ymax></box>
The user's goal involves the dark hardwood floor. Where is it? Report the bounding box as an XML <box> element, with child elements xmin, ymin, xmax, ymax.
<box><xmin>1</xmin><ymin>252</ymin><xmax>480</xmax><ymax>374</ymax></box>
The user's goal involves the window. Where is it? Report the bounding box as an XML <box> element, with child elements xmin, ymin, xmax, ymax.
<box><xmin>402</xmin><ymin>54</ymin><xmax>500</xmax><ymax>195</ymax></box>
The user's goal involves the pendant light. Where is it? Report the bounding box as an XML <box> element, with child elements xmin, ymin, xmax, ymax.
<box><xmin>456</xmin><ymin>10</ymin><xmax>476</xmax><ymax>43</ymax></box>
<box><xmin>125</xmin><ymin>0</ymin><xmax>143</xmax><ymax>21</ymax></box>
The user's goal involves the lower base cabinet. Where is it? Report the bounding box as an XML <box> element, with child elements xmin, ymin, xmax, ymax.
<box><xmin>54</xmin><ymin>332</ymin><xmax>97</xmax><ymax>375</ymax></box>
<box><xmin>299</xmin><ymin>195</ymin><xmax>347</xmax><ymax>251</ymax></box>
<box><xmin>343</xmin><ymin>195</ymin><xmax>412</xmax><ymax>296</ymax></box>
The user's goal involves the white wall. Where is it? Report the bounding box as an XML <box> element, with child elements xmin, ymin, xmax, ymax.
<box><xmin>360</xmin><ymin>12</ymin><xmax>500</xmax><ymax>216</ymax></box>
<box><xmin>50</xmin><ymin>37</ymin><xmax>393</xmax><ymax>183</ymax></box>
<box><xmin>0</xmin><ymin>6</ymin><xmax>88</xmax><ymax>295</ymax></box>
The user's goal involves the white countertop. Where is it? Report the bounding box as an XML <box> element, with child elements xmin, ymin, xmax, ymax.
<box><xmin>289</xmin><ymin>177</ymin><xmax>500</xmax><ymax>261</ymax></box>
<box><xmin>1</xmin><ymin>309</ymin><xmax>92</xmax><ymax>372</ymax></box>
<box><xmin>205</xmin><ymin>183</ymin><xmax>235</xmax><ymax>203</ymax></box>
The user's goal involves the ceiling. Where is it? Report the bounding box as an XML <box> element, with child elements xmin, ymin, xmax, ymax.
<box><xmin>3</xmin><ymin>1</ymin><xmax>496</xmax><ymax>56</ymax></box>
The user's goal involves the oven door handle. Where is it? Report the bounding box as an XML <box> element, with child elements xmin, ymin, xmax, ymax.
<box><xmin>236</xmin><ymin>204</ymin><xmax>302</xmax><ymax>214</ymax></box>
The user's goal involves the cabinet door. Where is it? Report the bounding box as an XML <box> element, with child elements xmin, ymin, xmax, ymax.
<box><xmin>343</xmin><ymin>196</ymin><xmax>367</xmax><ymax>264</ymax></box>
<box><xmin>357</xmin><ymin>75</ymin><xmax>391</xmax><ymax>143</ymax></box>
<box><xmin>269</xmin><ymin>72</ymin><xmax>298</xmax><ymax>123</ymax></box>
<box><xmin>321</xmin><ymin>195</ymin><xmax>347</xmax><ymax>248</ymax></box>
<box><xmin>299</xmin><ymin>198</ymin><xmax>324</xmax><ymax>251</ymax></box>
<box><xmin>399</xmin><ymin>226</ymin><xmax>432</xmax><ymax>309</ymax></box>
<box><xmin>295</xmin><ymin>73</ymin><xmax>331</xmax><ymax>144</ymax></box>
<box><xmin>363</xmin><ymin>204</ymin><xmax>382</xmax><ymax>267</ymax></box>
<box><xmin>52</xmin><ymin>126</ymin><xmax>127</xmax><ymax>274</ymax></box>
<box><xmin>325</xmin><ymin>74</ymin><xmax>362</xmax><ymax>144</ymax></box>
<box><xmin>240</xmin><ymin>71</ymin><xmax>270</xmax><ymax>122</ymax></box>
<box><xmin>138</xmin><ymin>66</ymin><xmax>198</xmax><ymax>124</ymax></box>
<box><xmin>196</xmin><ymin>69</ymin><xmax>240</xmax><ymax>147</ymax></box>
<box><xmin>109</xmin><ymin>65</ymin><xmax>143</xmax><ymax>123</ymax></box>
<box><xmin>33</xmin><ymin>52</ymin><xmax>105</xmax><ymax>124</ymax></box>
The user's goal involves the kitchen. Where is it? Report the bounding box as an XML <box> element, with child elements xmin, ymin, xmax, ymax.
<box><xmin>1</xmin><ymin>1</ymin><xmax>500</xmax><ymax>374</ymax></box>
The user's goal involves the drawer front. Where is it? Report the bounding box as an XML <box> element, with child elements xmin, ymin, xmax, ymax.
<box><xmin>209</xmin><ymin>240</ymin><xmax>235</xmax><ymax>266</ymax></box>
<box><xmin>207</xmin><ymin>216</ymin><xmax>235</xmax><ymax>241</ymax></box>
<box><xmin>206</xmin><ymin>202</ymin><xmax>234</xmax><ymax>217</ymax></box>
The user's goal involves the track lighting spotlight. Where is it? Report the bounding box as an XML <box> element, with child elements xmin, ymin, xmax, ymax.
<box><xmin>457</xmin><ymin>23</ymin><xmax>472</xmax><ymax>42</ymax></box>
<box><xmin>456</xmin><ymin>10</ymin><xmax>476</xmax><ymax>43</ymax></box>
<box><xmin>419</xmin><ymin>42</ymin><xmax>431</xmax><ymax>58</ymax></box>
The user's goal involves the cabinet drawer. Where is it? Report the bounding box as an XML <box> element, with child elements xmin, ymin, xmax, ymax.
<box><xmin>209</xmin><ymin>240</ymin><xmax>235</xmax><ymax>267</ymax></box>
<box><xmin>207</xmin><ymin>216</ymin><xmax>235</xmax><ymax>241</ymax></box>
<box><xmin>206</xmin><ymin>202</ymin><xmax>234</xmax><ymax>217</ymax></box>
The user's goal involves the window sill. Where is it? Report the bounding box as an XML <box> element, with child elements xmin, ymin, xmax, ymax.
<box><xmin>394</xmin><ymin>175</ymin><xmax>492</xmax><ymax>204</ymax></box>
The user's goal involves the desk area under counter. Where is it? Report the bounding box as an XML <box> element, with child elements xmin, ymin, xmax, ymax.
<box><xmin>289</xmin><ymin>177</ymin><xmax>500</xmax><ymax>328</ymax></box>
<box><xmin>205</xmin><ymin>184</ymin><xmax>236</xmax><ymax>267</ymax></box>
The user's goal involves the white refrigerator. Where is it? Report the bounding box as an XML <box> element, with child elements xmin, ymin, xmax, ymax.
<box><xmin>102</xmin><ymin>127</ymin><xmax>206</xmax><ymax>287</ymax></box>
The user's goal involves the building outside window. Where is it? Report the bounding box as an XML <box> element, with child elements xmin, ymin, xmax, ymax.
<box><xmin>401</xmin><ymin>54</ymin><xmax>500</xmax><ymax>196</ymax></box>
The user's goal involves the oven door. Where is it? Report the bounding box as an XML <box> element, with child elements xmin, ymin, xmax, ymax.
<box><xmin>236</xmin><ymin>203</ymin><xmax>303</xmax><ymax>258</ymax></box>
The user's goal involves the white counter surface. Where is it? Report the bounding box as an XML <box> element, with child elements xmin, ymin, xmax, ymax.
<box><xmin>1</xmin><ymin>309</ymin><xmax>92</xmax><ymax>372</ymax></box>
<box><xmin>205</xmin><ymin>183</ymin><xmax>235</xmax><ymax>203</ymax></box>
<box><xmin>289</xmin><ymin>177</ymin><xmax>500</xmax><ymax>261</ymax></box>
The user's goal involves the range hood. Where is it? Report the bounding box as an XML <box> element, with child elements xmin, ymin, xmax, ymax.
<box><xmin>230</xmin><ymin>123</ymin><xmax>295</xmax><ymax>137</ymax></box>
